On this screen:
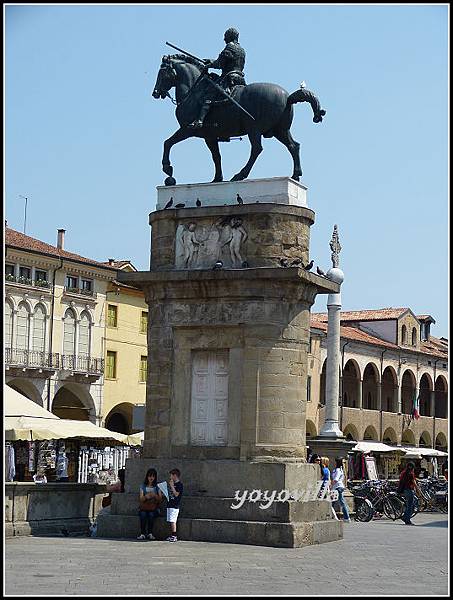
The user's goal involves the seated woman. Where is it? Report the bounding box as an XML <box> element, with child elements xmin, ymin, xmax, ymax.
<box><xmin>138</xmin><ymin>468</ymin><xmax>163</xmax><ymax>541</ymax></box>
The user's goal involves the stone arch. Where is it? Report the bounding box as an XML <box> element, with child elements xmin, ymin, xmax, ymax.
<box><xmin>363</xmin><ymin>425</ymin><xmax>379</xmax><ymax>441</ymax></box>
<box><xmin>435</xmin><ymin>432</ymin><xmax>447</xmax><ymax>452</ymax></box>
<box><xmin>343</xmin><ymin>423</ymin><xmax>359</xmax><ymax>441</ymax></box>
<box><xmin>105</xmin><ymin>402</ymin><xmax>135</xmax><ymax>434</ymax></box>
<box><xmin>342</xmin><ymin>358</ymin><xmax>361</xmax><ymax>408</ymax></box>
<box><xmin>401</xmin><ymin>429</ymin><xmax>416</xmax><ymax>446</ymax></box>
<box><xmin>382</xmin><ymin>365</ymin><xmax>398</xmax><ymax>412</ymax></box>
<box><xmin>419</xmin><ymin>431</ymin><xmax>432</xmax><ymax>448</ymax></box>
<box><xmin>401</xmin><ymin>324</ymin><xmax>407</xmax><ymax>345</ymax></box>
<box><xmin>363</xmin><ymin>363</ymin><xmax>379</xmax><ymax>410</ymax></box>
<box><xmin>382</xmin><ymin>427</ymin><xmax>397</xmax><ymax>444</ymax></box>
<box><xmin>434</xmin><ymin>375</ymin><xmax>448</xmax><ymax>418</ymax></box>
<box><xmin>305</xmin><ymin>419</ymin><xmax>317</xmax><ymax>439</ymax></box>
<box><xmin>52</xmin><ymin>382</ymin><xmax>96</xmax><ymax>422</ymax></box>
<box><xmin>401</xmin><ymin>369</ymin><xmax>416</xmax><ymax>414</ymax></box>
<box><xmin>419</xmin><ymin>372</ymin><xmax>433</xmax><ymax>417</ymax></box>
<box><xmin>6</xmin><ymin>379</ymin><xmax>43</xmax><ymax>406</ymax></box>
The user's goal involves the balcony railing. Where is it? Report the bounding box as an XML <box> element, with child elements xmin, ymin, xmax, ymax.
<box><xmin>5</xmin><ymin>348</ymin><xmax>60</xmax><ymax>369</ymax></box>
<box><xmin>5</xmin><ymin>274</ymin><xmax>51</xmax><ymax>289</ymax></box>
<box><xmin>63</xmin><ymin>286</ymin><xmax>94</xmax><ymax>297</ymax></box>
<box><xmin>61</xmin><ymin>354</ymin><xmax>104</xmax><ymax>374</ymax></box>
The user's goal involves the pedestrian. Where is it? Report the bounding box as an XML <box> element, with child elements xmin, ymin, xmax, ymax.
<box><xmin>398</xmin><ymin>461</ymin><xmax>417</xmax><ymax>525</ymax></box>
<box><xmin>138</xmin><ymin>468</ymin><xmax>163</xmax><ymax>540</ymax></box>
<box><xmin>331</xmin><ymin>457</ymin><xmax>350</xmax><ymax>522</ymax></box>
<box><xmin>319</xmin><ymin>457</ymin><xmax>331</xmax><ymax>499</ymax></box>
<box><xmin>90</xmin><ymin>468</ymin><xmax>126</xmax><ymax>537</ymax></box>
<box><xmin>166</xmin><ymin>468</ymin><xmax>183</xmax><ymax>542</ymax></box>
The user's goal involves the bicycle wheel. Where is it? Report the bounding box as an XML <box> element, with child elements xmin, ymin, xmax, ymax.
<box><xmin>411</xmin><ymin>495</ymin><xmax>420</xmax><ymax>518</ymax></box>
<box><xmin>354</xmin><ymin>498</ymin><xmax>373</xmax><ymax>522</ymax></box>
<box><xmin>383</xmin><ymin>495</ymin><xmax>404</xmax><ymax>521</ymax></box>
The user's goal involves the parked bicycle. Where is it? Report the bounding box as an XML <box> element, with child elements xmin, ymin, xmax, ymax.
<box><xmin>349</xmin><ymin>480</ymin><xmax>405</xmax><ymax>522</ymax></box>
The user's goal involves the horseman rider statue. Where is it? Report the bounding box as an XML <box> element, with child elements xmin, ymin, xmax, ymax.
<box><xmin>188</xmin><ymin>27</ymin><xmax>246</xmax><ymax>129</ymax></box>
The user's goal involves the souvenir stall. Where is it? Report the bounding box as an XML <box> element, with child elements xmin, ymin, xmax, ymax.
<box><xmin>347</xmin><ymin>441</ymin><xmax>406</xmax><ymax>481</ymax></box>
<box><xmin>5</xmin><ymin>386</ymin><xmax>142</xmax><ymax>484</ymax></box>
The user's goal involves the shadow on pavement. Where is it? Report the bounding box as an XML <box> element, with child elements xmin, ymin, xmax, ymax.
<box><xmin>416</xmin><ymin>520</ymin><xmax>448</xmax><ymax>528</ymax></box>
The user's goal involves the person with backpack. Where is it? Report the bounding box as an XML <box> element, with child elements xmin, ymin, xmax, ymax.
<box><xmin>398</xmin><ymin>462</ymin><xmax>417</xmax><ymax>525</ymax></box>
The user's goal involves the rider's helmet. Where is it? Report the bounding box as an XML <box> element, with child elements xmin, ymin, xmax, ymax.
<box><xmin>224</xmin><ymin>27</ymin><xmax>239</xmax><ymax>43</ymax></box>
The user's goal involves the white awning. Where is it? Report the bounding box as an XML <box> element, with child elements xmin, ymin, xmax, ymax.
<box><xmin>4</xmin><ymin>386</ymin><xmax>130</xmax><ymax>443</ymax></box>
<box><xmin>401</xmin><ymin>446</ymin><xmax>448</xmax><ymax>458</ymax></box>
<box><xmin>352</xmin><ymin>441</ymin><xmax>405</xmax><ymax>454</ymax></box>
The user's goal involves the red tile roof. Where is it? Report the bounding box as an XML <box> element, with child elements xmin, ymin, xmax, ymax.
<box><xmin>311</xmin><ymin>308</ymin><xmax>409</xmax><ymax>322</ymax></box>
<box><xmin>310</xmin><ymin>317</ymin><xmax>448</xmax><ymax>359</ymax></box>
<box><xmin>101</xmin><ymin>260</ymin><xmax>136</xmax><ymax>270</ymax></box>
<box><xmin>6</xmin><ymin>228</ymin><xmax>117</xmax><ymax>271</ymax></box>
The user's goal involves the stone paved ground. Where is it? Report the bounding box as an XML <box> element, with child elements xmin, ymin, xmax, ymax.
<box><xmin>5</xmin><ymin>513</ymin><xmax>448</xmax><ymax>596</ymax></box>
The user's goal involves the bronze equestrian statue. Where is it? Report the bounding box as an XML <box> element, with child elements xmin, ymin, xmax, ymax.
<box><xmin>152</xmin><ymin>28</ymin><xmax>326</xmax><ymax>185</ymax></box>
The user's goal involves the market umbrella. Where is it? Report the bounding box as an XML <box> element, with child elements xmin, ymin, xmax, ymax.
<box><xmin>4</xmin><ymin>386</ymin><xmax>130</xmax><ymax>443</ymax></box>
<box><xmin>352</xmin><ymin>441</ymin><xmax>406</xmax><ymax>454</ymax></box>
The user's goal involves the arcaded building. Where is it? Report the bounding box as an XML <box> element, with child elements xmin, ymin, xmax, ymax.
<box><xmin>306</xmin><ymin>308</ymin><xmax>448</xmax><ymax>452</ymax></box>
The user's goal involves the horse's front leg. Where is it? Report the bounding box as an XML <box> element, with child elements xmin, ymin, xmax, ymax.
<box><xmin>231</xmin><ymin>130</ymin><xmax>263</xmax><ymax>181</ymax></box>
<box><xmin>162</xmin><ymin>127</ymin><xmax>193</xmax><ymax>185</ymax></box>
<box><xmin>205</xmin><ymin>137</ymin><xmax>223</xmax><ymax>182</ymax></box>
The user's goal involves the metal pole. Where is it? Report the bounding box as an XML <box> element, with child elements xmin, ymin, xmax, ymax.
<box><xmin>19</xmin><ymin>195</ymin><xmax>28</xmax><ymax>234</ymax></box>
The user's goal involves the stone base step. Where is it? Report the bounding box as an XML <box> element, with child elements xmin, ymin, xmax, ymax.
<box><xmin>96</xmin><ymin>514</ymin><xmax>342</xmax><ymax>548</ymax></box>
<box><xmin>111</xmin><ymin>494</ymin><xmax>333</xmax><ymax>522</ymax></box>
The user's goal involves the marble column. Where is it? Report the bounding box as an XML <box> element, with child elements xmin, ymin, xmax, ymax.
<box><xmin>319</xmin><ymin>227</ymin><xmax>344</xmax><ymax>439</ymax></box>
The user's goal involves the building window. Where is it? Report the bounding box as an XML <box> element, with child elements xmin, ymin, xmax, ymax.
<box><xmin>35</xmin><ymin>270</ymin><xmax>48</xmax><ymax>282</ymax></box>
<box><xmin>140</xmin><ymin>311</ymin><xmax>148</xmax><ymax>333</ymax></box>
<box><xmin>106</xmin><ymin>351</ymin><xmax>117</xmax><ymax>379</ymax></box>
<box><xmin>401</xmin><ymin>325</ymin><xmax>407</xmax><ymax>345</ymax></box>
<box><xmin>18</xmin><ymin>266</ymin><xmax>32</xmax><ymax>284</ymax></box>
<box><xmin>16</xmin><ymin>302</ymin><xmax>30</xmax><ymax>350</ymax></box>
<box><xmin>306</xmin><ymin>375</ymin><xmax>311</xmax><ymax>402</ymax></box>
<box><xmin>5</xmin><ymin>264</ymin><xmax>14</xmax><ymax>278</ymax></box>
<box><xmin>139</xmin><ymin>356</ymin><xmax>147</xmax><ymax>382</ymax></box>
<box><xmin>63</xmin><ymin>309</ymin><xmax>76</xmax><ymax>355</ymax></box>
<box><xmin>411</xmin><ymin>328</ymin><xmax>417</xmax><ymax>346</ymax></box>
<box><xmin>66</xmin><ymin>275</ymin><xmax>78</xmax><ymax>291</ymax></box>
<box><xmin>32</xmin><ymin>305</ymin><xmax>46</xmax><ymax>352</ymax></box>
<box><xmin>78</xmin><ymin>312</ymin><xmax>91</xmax><ymax>356</ymax></box>
<box><xmin>81</xmin><ymin>279</ymin><xmax>93</xmax><ymax>295</ymax></box>
<box><xmin>5</xmin><ymin>301</ymin><xmax>13</xmax><ymax>348</ymax></box>
<box><xmin>107</xmin><ymin>305</ymin><xmax>118</xmax><ymax>328</ymax></box>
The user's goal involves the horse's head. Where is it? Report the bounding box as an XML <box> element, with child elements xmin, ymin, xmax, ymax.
<box><xmin>152</xmin><ymin>56</ymin><xmax>177</xmax><ymax>99</ymax></box>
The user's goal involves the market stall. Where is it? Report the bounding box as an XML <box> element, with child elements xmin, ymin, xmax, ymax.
<box><xmin>5</xmin><ymin>386</ymin><xmax>141</xmax><ymax>484</ymax></box>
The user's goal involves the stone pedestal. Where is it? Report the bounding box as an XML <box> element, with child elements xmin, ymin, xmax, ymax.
<box><xmin>106</xmin><ymin>178</ymin><xmax>342</xmax><ymax>547</ymax></box>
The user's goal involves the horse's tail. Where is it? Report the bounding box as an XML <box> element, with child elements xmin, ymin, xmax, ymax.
<box><xmin>287</xmin><ymin>88</ymin><xmax>326</xmax><ymax>123</ymax></box>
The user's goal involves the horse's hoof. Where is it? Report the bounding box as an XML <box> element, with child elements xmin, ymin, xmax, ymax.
<box><xmin>231</xmin><ymin>173</ymin><xmax>245</xmax><ymax>182</ymax></box>
<box><xmin>164</xmin><ymin>176</ymin><xmax>176</xmax><ymax>186</ymax></box>
<box><xmin>291</xmin><ymin>175</ymin><xmax>300</xmax><ymax>182</ymax></box>
<box><xmin>212</xmin><ymin>176</ymin><xmax>224</xmax><ymax>183</ymax></box>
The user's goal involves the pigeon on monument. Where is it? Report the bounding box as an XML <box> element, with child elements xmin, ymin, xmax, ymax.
<box><xmin>213</xmin><ymin>260</ymin><xmax>223</xmax><ymax>270</ymax></box>
<box><xmin>316</xmin><ymin>266</ymin><xmax>326</xmax><ymax>277</ymax></box>
<box><xmin>290</xmin><ymin>258</ymin><xmax>303</xmax><ymax>267</ymax></box>
<box><xmin>279</xmin><ymin>258</ymin><xmax>289</xmax><ymax>267</ymax></box>
<box><xmin>300</xmin><ymin>81</ymin><xmax>307</xmax><ymax>89</ymax></box>
<box><xmin>236</xmin><ymin>193</ymin><xmax>243</xmax><ymax>205</ymax></box>
<box><xmin>304</xmin><ymin>260</ymin><xmax>314</xmax><ymax>271</ymax></box>
<box><xmin>164</xmin><ymin>197</ymin><xmax>173</xmax><ymax>209</ymax></box>
<box><xmin>174</xmin><ymin>203</ymin><xmax>185</xmax><ymax>209</ymax></box>
<box><xmin>196</xmin><ymin>198</ymin><xmax>202</xmax><ymax>207</ymax></box>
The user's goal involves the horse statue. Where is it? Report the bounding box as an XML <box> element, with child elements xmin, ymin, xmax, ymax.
<box><xmin>152</xmin><ymin>53</ymin><xmax>326</xmax><ymax>185</ymax></box>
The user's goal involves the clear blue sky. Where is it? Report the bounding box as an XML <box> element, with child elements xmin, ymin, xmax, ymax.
<box><xmin>5</xmin><ymin>5</ymin><xmax>448</xmax><ymax>335</ymax></box>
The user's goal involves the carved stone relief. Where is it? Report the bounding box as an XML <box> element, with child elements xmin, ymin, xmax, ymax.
<box><xmin>175</xmin><ymin>216</ymin><xmax>248</xmax><ymax>269</ymax></box>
